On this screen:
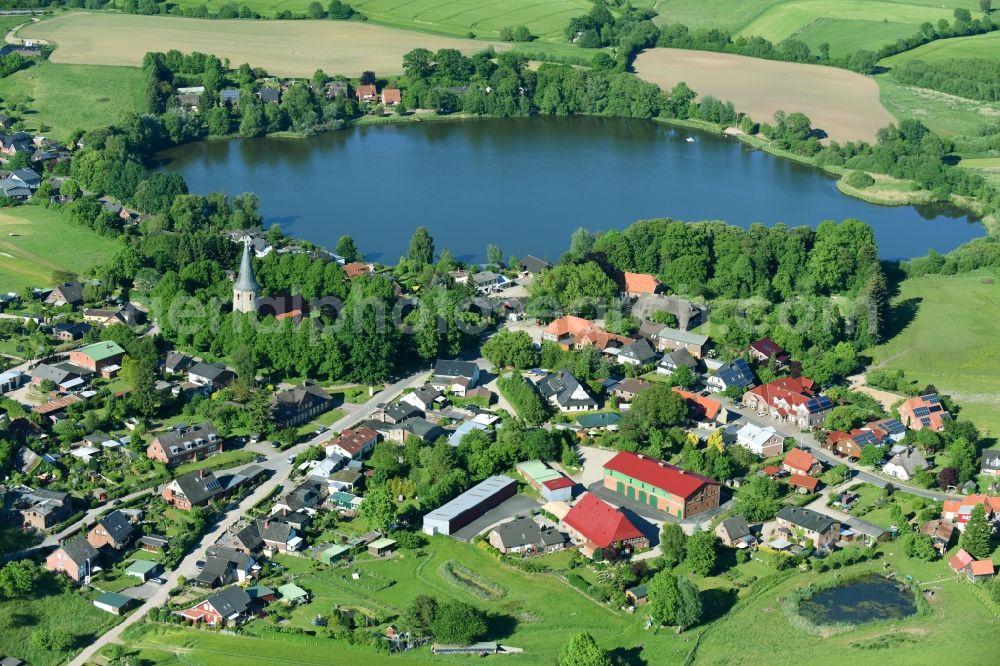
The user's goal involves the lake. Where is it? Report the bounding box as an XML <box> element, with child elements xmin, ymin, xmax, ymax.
<box><xmin>158</xmin><ymin>116</ymin><xmax>984</xmax><ymax>261</ymax></box>
<box><xmin>797</xmin><ymin>574</ymin><xmax>917</xmax><ymax>625</ymax></box>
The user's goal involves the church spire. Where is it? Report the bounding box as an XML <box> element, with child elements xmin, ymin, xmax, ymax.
<box><xmin>233</xmin><ymin>239</ymin><xmax>259</xmax><ymax>313</ymax></box>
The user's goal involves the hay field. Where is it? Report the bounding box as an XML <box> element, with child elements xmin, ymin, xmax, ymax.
<box><xmin>633</xmin><ymin>48</ymin><xmax>895</xmax><ymax>142</ymax></box>
<box><xmin>20</xmin><ymin>12</ymin><xmax>507</xmax><ymax>77</ymax></box>
<box><xmin>881</xmin><ymin>30</ymin><xmax>1000</xmax><ymax>65</ymax></box>
<box><xmin>169</xmin><ymin>0</ymin><xmax>600</xmax><ymax>40</ymax></box>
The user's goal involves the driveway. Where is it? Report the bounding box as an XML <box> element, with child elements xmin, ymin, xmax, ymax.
<box><xmin>121</xmin><ymin>580</ymin><xmax>160</xmax><ymax>601</ymax></box>
<box><xmin>450</xmin><ymin>494</ymin><xmax>541</xmax><ymax>542</ymax></box>
<box><xmin>574</xmin><ymin>445</ymin><xmax>618</xmax><ymax>488</ymax></box>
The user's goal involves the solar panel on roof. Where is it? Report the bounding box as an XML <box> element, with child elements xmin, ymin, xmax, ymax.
<box><xmin>817</xmin><ymin>396</ymin><xmax>833</xmax><ymax>409</ymax></box>
<box><xmin>853</xmin><ymin>432</ymin><xmax>877</xmax><ymax>445</ymax></box>
<box><xmin>882</xmin><ymin>420</ymin><xmax>905</xmax><ymax>434</ymax></box>
<box><xmin>920</xmin><ymin>417</ymin><xmax>931</xmax><ymax>427</ymax></box>
<box><xmin>925</xmin><ymin>395</ymin><xmax>940</xmax><ymax>404</ymax></box>
<box><xmin>913</xmin><ymin>407</ymin><xmax>930</xmax><ymax>416</ymax></box>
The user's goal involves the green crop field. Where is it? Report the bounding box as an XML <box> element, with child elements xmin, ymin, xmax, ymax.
<box><xmin>874</xmin><ymin>272</ymin><xmax>1000</xmax><ymax>438</ymax></box>
<box><xmin>0</xmin><ymin>206</ymin><xmax>121</xmax><ymax>293</ymax></box>
<box><xmin>168</xmin><ymin>0</ymin><xmax>599</xmax><ymax>40</ymax></box>
<box><xmin>655</xmin><ymin>0</ymin><xmax>978</xmax><ymax>54</ymax></box>
<box><xmin>0</xmin><ymin>60</ymin><xmax>145</xmax><ymax>140</ymax></box>
<box><xmin>882</xmin><ymin>30</ymin><xmax>1000</xmax><ymax>65</ymax></box>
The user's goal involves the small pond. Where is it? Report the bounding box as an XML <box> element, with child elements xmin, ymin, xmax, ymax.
<box><xmin>797</xmin><ymin>574</ymin><xmax>917</xmax><ymax>625</ymax></box>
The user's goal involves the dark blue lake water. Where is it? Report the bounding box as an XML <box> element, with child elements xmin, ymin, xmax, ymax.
<box><xmin>158</xmin><ymin>116</ymin><xmax>984</xmax><ymax>262</ymax></box>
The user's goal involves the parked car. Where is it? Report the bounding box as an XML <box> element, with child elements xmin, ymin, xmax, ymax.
<box><xmin>286</xmin><ymin>455</ymin><xmax>295</xmax><ymax>465</ymax></box>
<box><xmin>315</xmin><ymin>426</ymin><xmax>328</xmax><ymax>434</ymax></box>
<box><xmin>195</xmin><ymin>560</ymin><xmax>205</xmax><ymax>570</ymax></box>
<box><xmin>150</xmin><ymin>577</ymin><xmax>166</xmax><ymax>585</ymax></box>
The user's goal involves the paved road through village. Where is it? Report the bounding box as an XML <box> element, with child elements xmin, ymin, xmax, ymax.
<box><xmin>67</xmin><ymin>369</ymin><xmax>429</xmax><ymax>666</ymax></box>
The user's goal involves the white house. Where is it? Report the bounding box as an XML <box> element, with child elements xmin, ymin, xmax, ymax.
<box><xmin>882</xmin><ymin>446</ymin><xmax>928</xmax><ymax>481</ymax></box>
<box><xmin>735</xmin><ymin>423</ymin><xmax>784</xmax><ymax>458</ymax></box>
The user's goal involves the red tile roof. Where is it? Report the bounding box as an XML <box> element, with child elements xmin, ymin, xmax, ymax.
<box><xmin>562</xmin><ymin>493</ymin><xmax>643</xmax><ymax>548</ymax></box>
<box><xmin>749</xmin><ymin>337</ymin><xmax>787</xmax><ymax>360</ymax></box>
<box><xmin>969</xmin><ymin>559</ymin><xmax>995</xmax><ymax>576</ymax></box>
<box><xmin>604</xmin><ymin>451</ymin><xmax>719</xmax><ymax>499</ymax></box>
<box><xmin>333</xmin><ymin>427</ymin><xmax>378</xmax><ymax>456</ymax></box>
<box><xmin>783</xmin><ymin>448</ymin><xmax>817</xmax><ymax>474</ymax></box>
<box><xmin>898</xmin><ymin>394</ymin><xmax>950</xmax><ymax>431</ymax></box>
<box><xmin>942</xmin><ymin>494</ymin><xmax>1000</xmax><ymax>516</ymax></box>
<box><xmin>788</xmin><ymin>474</ymin><xmax>819</xmax><ymax>491</ymax></box>
<box><xmin>672</xmin><ymin>387</ymin><xmax>723</xmax><ymax>420</ymax></box>
<box><xmin>746</xmin><ymin>376</ymin><xmax>818</xmax><ymax>409</ymax></box>
<box><xmin>543</xmin><ymin>315</ymin><xmax>593</xmax><ymax>339</ymax></box>
<box><xmin>543</xmin><ymin>476</ymin><xmax>575</xmax><ymax>491</ymax></box>
<box><xmin>949</xmin><ymin>548</ymin><xmax>974</xmax><ymax>572</ymax></box>
<box><xmin>762</xmin><ymin>465</ymin><xmax>782</xmax><ymax>477</ymax></box>
<box><xmin>381</xmin><ymin>88</ymin><xmax>402</xmax><ymax>104</ymax></box>
<box><xmin>344</xmin><ymin>262</ymin><xmax>372</xmax><ymax>279</ymax></box>
<box><xmin>622</xmin><ymin>272</ymin><xmax>661</xmax><ymax>295</ymax></box>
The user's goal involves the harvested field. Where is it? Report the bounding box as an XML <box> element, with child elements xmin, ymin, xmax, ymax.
<box><xmin>633</xmin><ymin>48</ymin><xmax>895</xmax><ymax>142</ymax></box>
<box><xmin>20</xmin><ymin>12</ymin><xmax>507</xmax><ymax>77</ymax></box>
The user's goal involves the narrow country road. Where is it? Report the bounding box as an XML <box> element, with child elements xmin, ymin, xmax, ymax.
<box><xmin>67</xmin><ymin>369</ymin><xmax>430</xmax><ymax>666</ymax></box>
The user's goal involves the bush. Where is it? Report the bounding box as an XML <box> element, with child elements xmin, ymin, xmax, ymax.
<box><xmin>496</xmin><ymin>375</ymin><xmax>549</xmax><ymax>425</ymax></box>
<box><xmin>845</xmin><ymin>170</ymin><xmax>875</xmax><ymax>189</ymax></box>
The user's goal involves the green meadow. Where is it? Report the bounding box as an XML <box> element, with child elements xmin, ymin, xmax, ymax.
<box><xmin>874</xmin><ymin>272</ymin><xmax>1000</xmax><ymax>438</ymax></box>
<box><xmin>882</xmin><ymin>29</ymin><xmax>1000</xmax><ymax>65</ymax></box>
<box><xmin>0</xmin><ymin>206</ymin><xmax>121</xmax><ymax>293</ymax></box>
<box><xmin>0</xmin><ymin>60</ymin><xmax>145</xmax><ymax>140</ymax></box>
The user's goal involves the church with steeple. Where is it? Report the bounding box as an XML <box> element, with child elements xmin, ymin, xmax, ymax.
<box><xmin>233</xmin><ymin>239</ymin><xmax>259</xmax><ymax>314</ymax></box>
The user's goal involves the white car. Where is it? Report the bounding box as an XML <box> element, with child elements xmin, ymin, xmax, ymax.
<box><xmin>286</xmin><ymin>455</ymin><xmax>295</xmax><ymax>465</ymax></box>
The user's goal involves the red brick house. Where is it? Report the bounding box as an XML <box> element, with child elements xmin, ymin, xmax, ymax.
<box><xmin>561</xmin><ymin>493</ymin><xmax>648</xmax><ymax>558</ymax></box>
<box><xmin>86</xmin><ymin>510</ymin><xmax>135</xmax><ymax>551</ymax></box>
<box><xmin>68</xmin><ymin>340</ymin><xmax>126</xmax><ymax>377</ymax></box>
<box><xmin>146</xmin><ymin>422</ymin><xmax>222</xmax><ymax>466</ymax></box>
<box><xmin>748</xmin><ymin>337</ymin><xmax>790</xmax><ymax>367</ymax></box>
<box><xmin>603</xmin><ymin>451</ymin><xmax>721</xmax><ymax>519</ymax></box>
<box><xmin>181</xmin><ymin>587</ymin><xmax>254</xmax><ymax>627</ymax></box>
<box><xmin>163</xmin><ymin>469</ymin><xmax>224</xmax><ymax>510</ymax></box>
<box><xmin>46</xmin><ymin>538</ymin><xmax>99</xmax><ymax>582</ymax></box>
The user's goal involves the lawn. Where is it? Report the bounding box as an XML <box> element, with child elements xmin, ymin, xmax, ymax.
<box><xmin>173</xmin><ymin>449</ymin><xmax>256</xmax><ymax>476</ymax></box>
<box><xmin>21</xmin><ymin>12</ymin><xmax>510</xmax><ymax>78</ymax></box>
<box><xmin>882</xmin><ymin>30</ymin><xmax>1000</xmax><ymax>66</ymax></box>
<box><xmin>633</xmin><ymin>48</ymin><xmax>895</xmax><ymax>142</ymax></box>
<box><xmin>0</xmin><ymin>205</ymin><xmax>121</xmax><ymax>293</ymax></box>
<box><xmin>873</xmin><ymin>272</ymin><xmax>1000</xmax><ymax>438</ymax></box>
<box><xmin>0</xmin><ymin>60</ymin><xmax>145</xmax><ymax>140</ymax></box>
<box><xmin>0</xmin><ymin>577</ymin><xmax>122</xmax><ymax>666</ymax></box>
<box><xmin>876</xmin><ymin>75</ymin><xmax>1000</xmax><ymax>139</ymax></box>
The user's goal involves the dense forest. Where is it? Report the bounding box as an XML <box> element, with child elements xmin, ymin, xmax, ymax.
<box><xmin>891</xmin><ymin>58</ymin><xmax>1000</xmax><ymax>102</ymax></box>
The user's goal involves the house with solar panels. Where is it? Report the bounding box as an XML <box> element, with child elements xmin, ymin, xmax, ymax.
<box><xmin>898</xmin><ymin>394</ymin><xmax>950</xmax><ymax>431</ymax></box>
<box><xmin>706</xmin><ymin>358</ymin><xmax>755</xmax><ymax>394</ymax></box>
<box><xmin>742</xmin><ymin>376</ymin><xmax>833</xmax><ymax>428</ymax></box>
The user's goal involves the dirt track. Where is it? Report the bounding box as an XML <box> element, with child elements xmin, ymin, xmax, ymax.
<box><xmin>633</xmin><ymin>48</ymin><xmax>896</xmax><ymax>143</ymax></box>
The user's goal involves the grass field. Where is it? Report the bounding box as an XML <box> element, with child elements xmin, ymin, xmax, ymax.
<box><xmin>0</xmin><ymin>206</ymin><xmax>121</xmax><ymax>293</ymax></box>
<box><xmin>104</xmin><ymin>535</ymin><xmax>1000</xmax><ymax>666</ymax></box>
<box><xmin>876</xmin><ymin>74</ymin><xmax>1000</xmax><ymax>138</ymax></box>
<box><xmin>654</xmin><ymin>0</ymin><xmax>976</xmax><ymax>55</ymax></box>
<box><xmin>0</xmin><ymin>60</ymin><xmax>145</xmax><ymax>140</ymax></box>
<box><xmin>633</xmin><ymin>48</ymin><xmax>895</xmax><ymax>142</ymax></box>
<box><xmin>693</xmin><ymin>548</ymin><xmax>999</xmax><ymax>665</ymax></box>
<box><xmin>21</xmin><ymin>12</ymin><xmax>509</xmax><ymax>77</ymax></box>
<box><xmin>170</xmin><ymin>0</ymin><xmax>604</xmax><ymax>41</ymax></box>
<box><xmin>882</xmin><ymin>30</ymin><xmax>1000</xmax><ymax>66</ymax></box>
<box><xmin>874</xmin><ymin>272</ymin><xmax>1000</xmax><ymax>438</ymax></box>
<box><xmin>0</xmin><ymin>579</ymin><xmax>122</xmax><ymax>666</ymax></box>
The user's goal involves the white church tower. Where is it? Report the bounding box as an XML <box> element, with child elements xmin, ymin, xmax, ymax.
<box><xmin>233</xmin><ymin>239</ymin><xmax>259</xmax><ymax>314</ymax></box>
